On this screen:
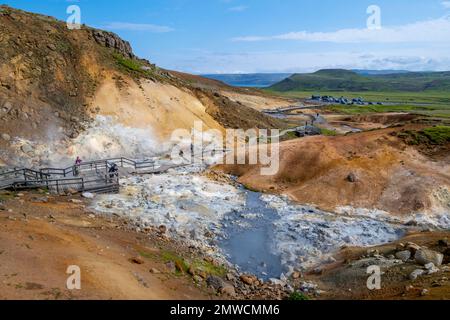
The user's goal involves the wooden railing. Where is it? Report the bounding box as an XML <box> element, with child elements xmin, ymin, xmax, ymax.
<box><xmin>40</xmin><ymin>157</ymin><xmax>156</xmax><ymax>177</ymax></box>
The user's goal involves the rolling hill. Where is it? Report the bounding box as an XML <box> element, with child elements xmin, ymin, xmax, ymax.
<box><xmin>269</xmin><ymin>69</ymin><xmax>450</xmax><ymax>92</ymax></box>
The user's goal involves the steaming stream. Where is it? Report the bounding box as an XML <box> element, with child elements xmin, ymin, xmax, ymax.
<box><xmin>92</xmin><ymin>163</ymin><xmax>434</xmax><ymax>280</ymax></box>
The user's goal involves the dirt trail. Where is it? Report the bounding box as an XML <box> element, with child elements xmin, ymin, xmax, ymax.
<box><xmin>0</xmin><ymin>194</ymin><xmax>214</xmax><ymax>300</ymax></box>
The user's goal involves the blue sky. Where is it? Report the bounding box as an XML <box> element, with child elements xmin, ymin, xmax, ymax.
<box><xmin>4</xmin><ymin>0</ymin><xmax>450</xmax><ymax>73</ymax></box>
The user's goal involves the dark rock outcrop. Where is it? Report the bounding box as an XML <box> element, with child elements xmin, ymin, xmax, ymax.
<box><xmin>91</xmin><ymin>29</ymin><xmax>135</xmax><ymax>59</ymax></box>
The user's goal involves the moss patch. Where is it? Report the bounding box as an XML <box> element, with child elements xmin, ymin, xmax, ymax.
<box><xmin>288</xmin><ymin>291</ymin><xmax>310</xmax><ymax>301</ymax></box>
<box><xmin>320</xmin><ymin>128</ymin><xmax>338</xmax><ymax>136</ymax></box>
<box><xmin>397</xmin><ymin>126</ymin><xmax>450</xmax><ymax>145</ymax></box>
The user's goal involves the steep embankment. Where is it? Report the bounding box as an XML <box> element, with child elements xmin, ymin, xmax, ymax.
<box><xmin>0</xmin><ymin>5</ymin><xmax>287</xmax><ymax>166</ymax></box>
<box><xmin>216</xmin><ymin>125</ymin><xmax>450</xmax><ymax>215</ymax></box>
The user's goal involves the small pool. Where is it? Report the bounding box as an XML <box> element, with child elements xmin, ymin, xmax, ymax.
<box><xmin>219</xmin><ymin>190</ymin><xmax>284</xmax><ymax>280</ymax></box>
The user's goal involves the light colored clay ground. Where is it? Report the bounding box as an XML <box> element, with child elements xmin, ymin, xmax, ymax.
<box><xmin>220</xmin><ymin>90</ymin><xmax>293</xmax><ymax>111</ymax></box>
<box><xmin>91</xmin><ymin>75</ymin><xmax>225</xmax><ymax>140</ymax></box>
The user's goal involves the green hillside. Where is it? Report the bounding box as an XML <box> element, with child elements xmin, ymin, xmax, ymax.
<box><xmin>269</xmin><ymin>69</ymin><xmax>450</xmax><ymax>92</ymax></box>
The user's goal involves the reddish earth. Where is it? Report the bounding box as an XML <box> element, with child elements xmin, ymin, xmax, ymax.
<box><xmin>0</xmin><ymin>192</ymin><xmax>216</xmax><ymax>300</ymax></box>
<box><xmin>216</xmin><ymin>124</ymin><xmax>450</xmax><ymax>215</ymax></box>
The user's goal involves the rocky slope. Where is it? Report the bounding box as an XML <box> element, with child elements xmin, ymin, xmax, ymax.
<box><xmin>0</xmin><ymin>5</ymin><xmax>287</xmax><ymax>167</ymax></box>
<box><xmin>216</xmin><ymin>125</ymin><xmax>450</xmax><ymax>216</ymax></box>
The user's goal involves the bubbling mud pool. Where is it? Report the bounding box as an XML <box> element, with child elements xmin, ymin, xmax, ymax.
<box><xmin>92</xmin><ymin>165</ymin><xmax>434</xmax><ymax>280</ymax></box>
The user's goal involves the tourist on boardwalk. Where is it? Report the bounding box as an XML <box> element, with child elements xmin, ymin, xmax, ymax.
<box><xmin>108</xmin><ymin>163</ymin><xmax>119</xmax><ymax>182</ymax></box>
<box><xmin>74</xmin><ymin>156</ymin><xmax>82</xmax><ymax>176</ymax></box>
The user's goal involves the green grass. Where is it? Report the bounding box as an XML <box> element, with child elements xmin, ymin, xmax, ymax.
<box><xmin>288</xmin><ymin>291</ymin><xmax>310</xmax><ymax>301</ymax></box>
<box><xmin>190</xmin><ymin>259</ymin><xmax>227</xmax><ymax>278</ymax></box>
<box><xmin>113</xmin><ymin>53</ymin><xmax>144</xmax><ymax>72</ymax></box>
<box><xmin>268</xmin><ymin>69</ymin><xmax>450</xmax><ymax>92</ymax></box>
<box><xmin>396</xmin><ymin>126</ymin><xmax>450</xmax><ymax>145</ymax></box>
<box><xmin>422</xmin><ymin>126</ymin><xmax>450</xmax><ymax>144</ymax></box>
<box><xmin>264</xmin><ymin>89</ymin><xmax>450</xmax><ymax>119</ymax></box>
<box><xmin>320</xmin><ymin>128</ymin><xmax>338</xmax><ymax>136</ymax></box>
<box><xmin>0</xmin><ymin>192</ymin><xmax>15</xmax><ymax>201</ymax></box>
<box><xmin>138</xmin><ymin>249</ymin><xmax>227</xmax><ymax>277</ymax></box>
<box><xmin>265</xmin><ymin>89</ymin><xmax>450</xmax><ymax>106</ymax></box>
<box><xmin>323</xmin><ymin>103</ymin><xmax>450</xmax><ymax>117</ymax></box>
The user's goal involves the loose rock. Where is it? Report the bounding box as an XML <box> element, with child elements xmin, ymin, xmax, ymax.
<box><xmin>240</xmin><ymin>275</ymin><xmax>255</xmax><ymax>285</ymax></box>
<box><xmin>206</xmin><ymin>275</ymin><xmax>224</xmax><ymax>291</ymax></box>
<box><xmin>1</xmin><ymin>133</ymin><xmax>10</xmax><ymax>141</ymax></box>
<box><xmin>129</xmin><ymin>256</ymin><xmax>145</xmax><ymax>265</ymax></box>
<box><xmin>409</xmin><ymin>269</ymin><xmax>424</xmax><ymax>280</ymax></box>
<box><xmin>82</xmin><ymin>192</ymin><xmax>95</xmax><ymax>199</ymax></box>
<box><xmin>395</xmin><ymin>250</ymin><xmax>411</xmax><ymax>262</ymax></box>
<box><xmin>415</xmin><ymin>249</ymin><xmax>444</xmax><ymax>266</ymax></box>
<box><xmin>149</xmin><ymin>268</ymin><xmax>161</xmax><ymax>274</ymax></box>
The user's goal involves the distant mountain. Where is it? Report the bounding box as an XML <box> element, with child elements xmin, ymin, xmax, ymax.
<box><xmin>352</xmin><ymin>69</ymin><xmax>411</xmax><ymax>76</ymax></box>
<box><xmin>202</xmin><ymin>73</ymin><xmax>292</xmax><ymax>88</ymax></box>
<box><xmin>269</xmin><ymin>69</ymin><xmax>450</xmax><ymax>92</ymax></box>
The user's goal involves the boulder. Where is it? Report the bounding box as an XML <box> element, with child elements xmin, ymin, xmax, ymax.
<box><xmin>175</xmin><ymin>261</ymin><xmax>185</xmax><ymax>273</ymax></box>
<box><xmin>47</xmin><ymin>43</ymin><xmax>57</xmax><ymax>51</ymax></box>
<box><xmin>206</xmin><ymin>275</ymin><xmax>224</xmax><ymax>291</ymax></box>
<box><xmin>158</xmin><ymin>225</ymin><xmax>167</xmax><ymax>234</ymax></box>
<box><xmin>406</xmin><ymin>242</ymin><xmax>421</xmax><ymax>254</ymax></box>
<box><xmin>414</xmin><ymin>249</ymin><xmax>444</xmax><ymax>266</ymax></box>
<box><xmin>1</xmin><ymin>133</ymin><xmax>10</xmax><ymax>141</ymax></box>
<box><xmin>129</xmin><ymin>256</ymin><xmax>145</xmax><ymax>265</ymax></box>
<box><xmin>2</xmin><ymin>101</ymin><xmax>13</xmax><ymax>113</ymax></box>
<box><xmin>187</xmin><ymin>266</ymin><xmax>196</xmax><ymax>276</ymax></box>
<box><xmin>409</xmin><ymin>269</ymin><xmax>424</xmax><ymax>280</ymax></box>
<box><xmin>240</xmin><ymin>274</ymin><xmax>256</xmax><ymax>285</ymax></box>
<box><xmin>21</xmin><ymin>144</ymin><xmax>33</xmax><ymax>154</ymax></box>
<box><xmin>424</xmin><ymin>262</ymin><xmax>439</xmax><ymax>274</ymax></box>
<box><xmin>149</xmin><ymin>268</ymin><xmax>161</xmax><ymax>274</ymax></box>
<box><xmin>269</xmin><ymin>278</ymin><xmax>287</xmax><ymax>287</ymax></box>
<box><xmin>395</xmin><ymin>250</ymin><xmax>411</xmax><ymax>262</ymax></box>
<box><xmin>91</xmin><ymin>30</ymin><xmax>135</xmax><ymax>59</ymax></box>
<box><xmin>347</xmin><ymin>173</ymin><xmax>357</xmax><ymax>183</ymax></box>
<box><xmin>219</xmin><ymin>283</ymin><xmax>236</xmax><ymax>297</ymax></box>
<box><xmin>65</xmin><ymin>188</ymin><xmax>78</xmax><ymax>195</ymax></box>
<box><xmin>81</xmin><ymin>192</ymin><xmax>95</xmax><ymax>199</ymax></box>
<box><xmin>165</xmin><ymin>261</ymin><xmax>176</xmax><ymax>273</ymax></box>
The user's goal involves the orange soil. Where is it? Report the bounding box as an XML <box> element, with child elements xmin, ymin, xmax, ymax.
<box><xmin>216</xmin><ymin>125</ymin><xmax>450</xmax><ymax>215</ymax></box>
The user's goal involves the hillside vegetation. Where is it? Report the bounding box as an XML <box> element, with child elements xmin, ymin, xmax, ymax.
<box><xmin>269</xmin><ymin>69</ymin><xmax>450</xmax><ymax>92</ymax></box>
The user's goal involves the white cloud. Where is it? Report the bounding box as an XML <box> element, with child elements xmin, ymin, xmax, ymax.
<box><xmin>228</xmin><ymin>5</ymin><xmax>248</xmax><ymax>12</ymax></box>
<box><xmin>233</xmin><ymin>16</ymin><xmax>450</xmax><ymax>43</ymax></box>
<box><xmin>102</xmin><ymin>22</ymin><xmax>174</xmax><ymax>33</ymax></box>
<box><xmin>442</xmin><ymin>1</ymin><xmax>450</xmax><ymax>9</ymax></box>
<box><xmin>160</xmin><ymin>48</ymin><xmax>450</xmax><ymax>74</ymax></box>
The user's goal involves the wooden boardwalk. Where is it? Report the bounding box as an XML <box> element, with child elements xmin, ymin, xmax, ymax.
<box><xmin>0</xmin><ymin>157</ymin><xmax>180</xmax><ymax>194</ymax></box>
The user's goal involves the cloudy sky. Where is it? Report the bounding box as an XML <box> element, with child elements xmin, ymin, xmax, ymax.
<box><xmin>5</xmin><ymin>0</ymin><xmax>450</xmax><ymax>73</ymax></box>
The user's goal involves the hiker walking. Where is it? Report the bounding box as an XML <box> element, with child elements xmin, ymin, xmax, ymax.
<box><xmin>108</xmin><ymin>163</ymin><xmax>119</xmax><ymax>182</ymax></box>
<box><xmin>74</xmin><ymin>156</ymin><xmax>82</xmax><ymax>176</ymax></box>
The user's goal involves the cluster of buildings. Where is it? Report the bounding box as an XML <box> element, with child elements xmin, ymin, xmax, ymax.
<box><xmin>310</xmin><ymin>95</ymin><xmax>383</xmax><ymax>106</ymax></box>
